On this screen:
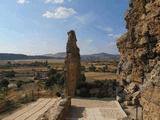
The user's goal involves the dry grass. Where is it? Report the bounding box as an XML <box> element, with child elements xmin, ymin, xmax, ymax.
<box><xmin>0</xmin><ymin>67</ymin><xmax>48</xmax><ymax>73</ymax></box>
<box><xmin>85</xmin><ymin>72</ymin><xmax>117</xmax><ymax>81</ymax></box>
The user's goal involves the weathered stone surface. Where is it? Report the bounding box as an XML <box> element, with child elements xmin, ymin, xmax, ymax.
<box><xmin>141</xmin><ymin>62</ymin><xmax>160</xmax><ymax>120</ymax></box>
<box><xmin>65</xmin><ymin>30</ymin><xmax>81</xmax><ymax>97</ymax></box>
<box><xmin>38</xmin><ymin>97</ymin><xmax>71</xmax><ymax>120</ymax></box>
<box><xmin>117</xmin><ymin>0</ymin><xmax>160</xmax><ymax>119</ymax></box>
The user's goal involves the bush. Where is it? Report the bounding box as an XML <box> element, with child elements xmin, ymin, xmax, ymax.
<box><xmin>1</xmin><ymin>100</ymin><xmax>18</xmax><ymax>113</ymax></box>
<box><xmin>94</xmin><ymin>80</ymin><xmax>103</xmax><ymax>88</ymax></box>
<box><xmin>45</xmin><ymin>71</ymin><xmax>64</xmax><ymax>88</ymax></box>
<box><xmin>47</xmin><ymin>68</ymin><xmax>57</xmax><ymax>77</ymax></box>
<box><xmin>81</xmin><ymin>66</ymin><xmax>86</xmax><ymax>72</ymax></box>
<box><xmin>16</xmin><ymin>81</ymin><xmax>24</xmax><ymax>88</ymax></box>
<box><xmin>23</xmin><ymin>80</ymin><xmax>34</xmax><ymax>84</ymax></box>
<box><xmin>19</xmin><ymin>95</ymin><xmax>35</xmax><ymax>104</ymax></box>
<box><xmin>57</xmin><ymin>74</ymin><xmax>64</xmax><ymax>85</ymax></box>
<box><xmin>80</xmin><ymin>73</ymin><xmax>86</xmax><ymax>82</ymax></box>
<box><xmin>3</xmin><ymin>70</ymin><xmax>15</xmax><ymax>78</ymax></box>
<box><xmin>45</xmin><ymin>75</ymin><xmax>57</xmax><ymax>88</ymax></box>
<box><xmin>0</xmin><ymin>79</ymin><xmax>9</xmax><ymax>88</ymax></box>
<box><xmin>76</xmin><ymin>80</ymin><xmax>117</xmax><ymax>98</ymax></box>
<box><xmin>51</xmin><ymin>84</ymin><xmax>63</xmax><ymax>96</ymax></box>
<box><xmin>78</xmin><ymin>88</ymin><xmax>90</xmax><ymax>97</ymax></box>
<box><xmin>77</xmin><ymin>82</ymin><xmax>89</xmax><ymax>89</ymax></box>
<box><xmin>89</xmin><ymin>64</ymin><xmax>96</xmax><ymax>72</ymax></box>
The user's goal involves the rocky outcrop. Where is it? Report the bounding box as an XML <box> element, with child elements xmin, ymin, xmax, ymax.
<box><xmin>65</xmin><ymin>30</ymin><xmax>81</xmax><ymax>97</ymax></box>
<box><xmin>117</xmin><ymin>0</ymin><xmax>160</xmax><ymax>119</ymax></box>
<box><xmin>141</xmin><ymin>62</ymin><xmax>160</xmax><ymax>120</ymax></box>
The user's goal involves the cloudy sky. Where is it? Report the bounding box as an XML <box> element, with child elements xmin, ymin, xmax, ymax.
<box><xmin>0</xmin><ymin>0</ymin><xmax>128</xmax><ymax>55</ymax></box>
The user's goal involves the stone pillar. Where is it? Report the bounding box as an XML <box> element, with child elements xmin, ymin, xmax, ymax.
<box><xmin>65</xmin><ymin>30</ymin><xmax>80</xmax><ymax>97</ymax></box>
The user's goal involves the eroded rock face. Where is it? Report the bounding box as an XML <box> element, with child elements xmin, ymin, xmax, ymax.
<box><xmin>65</xmin><ymin>30</ymin><xmax>81</xmax><ymax>97</ymax></box>
<box><xmin>141</xmin><ymin>62</ymin><xmax>160</xmax><ymax>120</ymax></box>
<box><xmin>117</xmin><ymin>0</ymin><xmax>160</xmax><ymax>119</ymax></box>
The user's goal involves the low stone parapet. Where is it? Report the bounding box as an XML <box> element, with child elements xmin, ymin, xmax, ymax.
<box><xmin>38</xmin><ymin>97</ymin><xmax>71</xmax><ymax>120</ymax></box>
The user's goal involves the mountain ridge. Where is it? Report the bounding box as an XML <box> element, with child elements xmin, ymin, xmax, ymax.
<box><xmin>0</xmin><ymin>52</ymin><xmax>119</xmax><ymax>61</ymax></box>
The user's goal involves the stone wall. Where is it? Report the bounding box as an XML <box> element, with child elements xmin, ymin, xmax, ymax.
<box><xmin>117</xmin><ymin>0</ymin><xmax>160</xmax><ymax>119</ymax></box>
<box><xmin>38</xmin><ymin>97</ymin><xmax>71</xmax><ymax>120</ymax></box>
<box><xmin>65</xmin><ymin>30</ymin><xmax>81</xmax><ymax>97</ymax></box>
<box><xmin>141</xmin><ymin>62</ymin><xmax>160</xmax><ymax>120</ymax></box>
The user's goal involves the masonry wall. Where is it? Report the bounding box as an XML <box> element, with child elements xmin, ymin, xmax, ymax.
<box><xmin>117</xmin><ymin>0</ymin><xmax>160</xmax><ymax>119</ymax></box>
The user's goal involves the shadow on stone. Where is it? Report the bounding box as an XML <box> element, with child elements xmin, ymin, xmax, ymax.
<box><xmin>66</xmin><ymin>106</ymin><xmax>85</xmax><ymax>119</ymax></box>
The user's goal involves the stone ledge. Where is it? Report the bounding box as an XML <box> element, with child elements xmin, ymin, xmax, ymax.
<box><xmin>38</xmin><ymin>97</ymin><xmax>71</xmax><ymax>120</ymax></box>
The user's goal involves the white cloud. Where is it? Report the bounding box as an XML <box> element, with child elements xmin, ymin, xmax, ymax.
<box><xmin>97</xmin><ymin>25</ymin><xmax>113</xmax><ymax>33</ymax></box>
<box><xmin>86</xmin><ymin>39</ymin><xmax>93</xmax><ymax>44</ymax></box>
<box><xmin>43</xmin><ymin>7</ymin><xmax>76</xmax><ymax>19</ymax></box>
<box><xmin>75</xmin><ymin>13</ymin><xmax>94</xmax><ymax>25</ymax></box>
<box><xmin>45</xmin><ymin>0</ymin><xmax>64</xmax><ymax>4</ymax></box>
<box><xmin>105</xmin><ymin>41</ymin><xmax>118</xmax><ymax>54</ymax></box>
<box><xmin>107</xmin><ymin>33</ymin><xmax>114</xmax><ymax>37</ymax></box>
<box><xmin>107</xmin><ymin>33</ymin><xmax>121</xmax><ymax>39</ymax></box>
<box><xmin>78</xmin><ymin>39</ymin><xmax>98</xmax><ymax>54</ymax></box>
<box><xmin>104</xmin><ymin>27</ymin><xmax>113</xmax><ymax>33</ymax></box>
<box><xmin>96</xmin><ymin>25</ymin><xmax>121</xmax><ymax>40</ymax></box>
<box><xmin>17</xmin><ymin>0</ymin><xmax>29</xmax><ymax>4</ymax></box>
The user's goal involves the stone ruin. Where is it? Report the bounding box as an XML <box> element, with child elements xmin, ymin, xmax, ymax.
<box><xmin>65</xmin><ymin>30</ymin><xmax>81</xmax><ymax>97</ymax></box>
<box><xmin>117</xmin><ymin>0</ymin><xmax>160</xmax><ymax>119</ymax></box>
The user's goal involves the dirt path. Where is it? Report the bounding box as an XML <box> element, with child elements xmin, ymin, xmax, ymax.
<box><xmin>65</xmin><ymin>98</ymin><xmax>127</xmax><ymax>120</ymax></box>
<box><xmin>2</xmin><ymin>98</ymin><xmax>59</xmax><ymax>120</ymax></box>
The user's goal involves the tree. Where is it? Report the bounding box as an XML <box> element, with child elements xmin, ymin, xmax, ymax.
<box><xmin>45</xmin><ymin>75</ymin><xmax>56</xmax><ymax>88</ymax></box>
<box><xmin>16</xmin><ymin>81</ymin><xmax>23</xmax><ymax>88</ymax></box>
<box><xmin>80</xmin><ymin>73</ymin><xmax>86</xmax><ymax>82</ymax></box>
<box><xmin>47</xmin><ymin>68</ymin><xmax>57</xmax><ymax>77</ymax></box>
<box><xmin>0</xmin><ymin>79</ymin><xmax>9</xmax><ymax>88</ymax></box>
<box><xmin>56</xmin><ymin>73</ymin><xmax>64</xmax><ymax>85</ymax></box>
<box><xmin>44</xmin><ymin>60</ymin><xmax>48</xmax><ymax>67</ymax></box>
<box><xmin>4</xmin><ymin>70</ymin><xmax>15</xmax><ymax>78</ymax></box>
<box><xmin>81</xmin><ymin>66</ymin><xmax>86</xmax><ymax>72</ymax></box>
<box><xmin>89</xmin><ymin>64</ymin><xmax>96</xmax><ymax>72</ymax></box>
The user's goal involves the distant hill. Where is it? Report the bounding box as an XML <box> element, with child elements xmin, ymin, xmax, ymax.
<box><xmin>44</xmin><ymin>52</ymin><xmax>66</xmax><ymax>59</ymax></box>
<box><xmin>81</xmin><ymin>52</ymin><xmax>119</xmax><ymax>61</ymax></box>
<box><xmin>0</xmin><ymin>52</ymin><xmax>119</xmax><ymax>61</ymax></box>
<box><xmin>44</xmin><ymin>52</ymin><xmax>119</xmax><ymax>61</ymax></box>
<box><xmin>0</xmin><ymin>53</ymin><xmax>53</xmax><ymax>60</ymax></box>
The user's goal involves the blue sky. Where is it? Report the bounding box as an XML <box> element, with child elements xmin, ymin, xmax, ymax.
<box><xmin>0</xmin><ymin>0</ymin><xmax>128</xmax><ymax>55</ymax></box>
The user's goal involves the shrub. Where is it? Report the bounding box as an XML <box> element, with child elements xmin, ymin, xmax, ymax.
<box><xmin>80</xmin><ymin>73</ymin><xmax>86</xmax><ymax>82</ymax></box>
<box><xmin>78</xmin><ymin>88</ymin><xmax>90</xmax><ymax>97</ymax></box>
<box><xmin>57</xmin><ymin>74</ymin><xmax>64</xmax><ymax>85</ymax></box>
<box><xmin>1</xmin><ymin>100</ymin><xmax>18</xmax><ymax>113</ymax></box>
<box><xmin>47</xmin><ymin>68</ymin><xmax>57</xmax><ymax>77</ymax></box>
<box><xmin>89</xmin><ymin>64</ymin><xmax>96</xmax><ymax>72</ymax></box>
<box><xmin>19</xmin><ymin>95</ymin><xmax>35</xmax><ymax>104</ymax></box>
<box><xmin>3</xmin><ymin>70</ymin><xmax>15</xmax><ymax>78</ymax></box>
<box><xmin>0</xmin><ymin>79</ymin><xmax>9</xmax><ymax>88</ymax></box>
<box><xmin>45</xmin><ymin>71</ymin><xmax>64</xmax><ymax>88</ymax></box>
<box><xmin>51</xmin><ymin>84</ymin><xmax>63</xmax><ymax>96</ymax></box>
<box><xmin>45</xmin><ymin>77</ymin><xmax>56</xmax><ymax>88</ymax></box>
<box><xmin>23</xmin><ymin>80</ymin><xmax>34</xmax><ymax>84</ymax></box>
<box><xmin>94</xmin><ymin>80</ymin><xmax>103</xmax><ymax>88</ymax></box>
<box><xmin>81</xmin><ymin>66</ymin><xmax>86</xmax><ymax>72</ymax></box>
<box><xmin>16</xmin><ymin>81</ymin><xmax>24</xmax><ymax>88</ymax></box>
